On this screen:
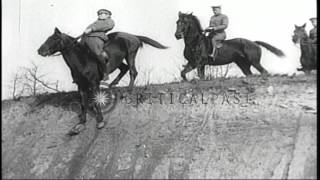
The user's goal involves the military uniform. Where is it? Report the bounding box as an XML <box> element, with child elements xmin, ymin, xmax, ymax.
<box><xmin>82</xmin><ymin>18</ymin><xmax>115</xmax><ymax>56</ymax></box>
<box><xmin>209</xmin><ymin>14</ymin><xmax>228</xmax><ymax>42</ymax></box>
<box><xmin>81</xmin><ymin>9</ymin><xmax>114</xmax><ymax>81</ymax></box>
<box><xmin>309</xmin><ymin>27</ymin><xmax>317</xmax><ymax>43</ymax></box>
<box><xmin>309</xmin><ymin>18</ymin><xmax>317</xmax><ymax>67</ymax></box>
<box><xmin>309</xmin><ymin>17</ymin><xmax>317</xmax><ymax>44</ymax></box>
<box><xmin>207</xmin><ymin>6</ymin><xmax>229</xmax><ymax>59</ymax></box>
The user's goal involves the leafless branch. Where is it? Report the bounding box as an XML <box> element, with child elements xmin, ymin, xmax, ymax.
<box><xmin>9</xmin><ymin>62</ymin><xmax>61</xmax><ymax>99</ymax></box>
<box><xmin>11</xmin><ymin>73</ymin><xmax>24</xmax><ymax>100</ymax></box>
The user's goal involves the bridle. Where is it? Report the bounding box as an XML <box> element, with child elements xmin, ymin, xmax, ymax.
<box><xmin>292</xmin><ymin>35</ymin><xmax>313</xmax><ymax>48</ymax></box>
<box><xmin>177</xmin><ymin>18</ymin><xmax>207</xmax><ymax>40</ymax></box>
<box><xmin>51</xmin><ymin>34</ymin><xmax>83</xmax><ymax>56</ymax></box>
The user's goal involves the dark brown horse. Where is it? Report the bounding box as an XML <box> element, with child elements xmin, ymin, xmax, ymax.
<box><xmin>175</xmin><ymin>12</ymin><xmax>285</xmax><ymax>80</ymax></box>
<box><xmin>292</xmin><ymin>23</ymin><xmax>317</xmax><ymax>74</ymax></box>
<box><xmin>38</xmin><ymin>28</ymin><xmax>167</xmax><ymax>135</ymax></box>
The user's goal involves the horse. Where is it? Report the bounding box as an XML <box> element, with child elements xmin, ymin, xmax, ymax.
<box><xmin>292</xmin><ymin>23</ymin><xmax>317</xmax><ymax>74</ymax></box>
<box><xmin>174</xmin><ymin>12</ymin><xmax>285</xmax><ymax>81</ymax></box>
<box><xmin>38</xmin><ymin>27</ymin><xmax>167</xmax><ymax>135</ymax></box>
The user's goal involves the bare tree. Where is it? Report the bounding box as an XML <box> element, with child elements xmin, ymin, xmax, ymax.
<box><xmin>205</xmin><ymin>64</ymin><xmax>232</xmax><ymax>80</ymax></box>
<box><xmin>10</xmin><ymin>72</ymin><xmax>25</xmax><ymax>100</ymax></box>
<box><xmin>221</xmin><ymin>64</ymin><xmax>231</xmax><ymax>78</ymax></box>
<box><xmin>22</xmin><ymin>62</ymin><xmax>61</xmax><ymax>95</ymax></box>
<box><xmin>9</xmin><ymin>62</ymin><xmax>61</xmax><ymax>99</ymax></box>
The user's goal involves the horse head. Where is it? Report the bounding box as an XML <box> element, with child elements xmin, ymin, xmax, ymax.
<box><xmin>292</xmin><ymin>23</ymin><xmax>308</xmax><ymax>44</ymax></box>
<box><xmin>175</xmin><ymin>12</ymin><xmax>202</xmax><ymax>40</ymax></box>
<box><xmin>38</xmin><ymin>27</ymin><xmax>72</xmax><ymax>57</ymax></box>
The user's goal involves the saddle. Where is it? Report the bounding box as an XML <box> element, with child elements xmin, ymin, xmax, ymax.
<box><xmin>103</xmin><ymin>40</ymin><xmax>112</xmax><ymax>49</ymax></box>
<box><xmin>205</xmin><ymin>36</ymin><xmax>224</xmax><ymax>56</ymax></box>
<box><xmin>204</xmin><ymin>32</ymin><xmax>224</xmax><ymax>49</ymax></box>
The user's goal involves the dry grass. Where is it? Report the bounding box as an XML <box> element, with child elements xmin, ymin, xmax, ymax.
<box><xmin>2</xmin><ymin>73</ymin><xmax>317</xmax><ymax>179</ymax></box>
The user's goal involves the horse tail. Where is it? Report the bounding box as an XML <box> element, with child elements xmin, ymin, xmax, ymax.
<box><xmin>136</xmin><ymin>36</ymin><xmax>168</xmax><ymax>49</ymax></box>
<box><xmin>254</xmin><ymin>41</ymin><xmax>285</xmax><ymax>57</ymax></box>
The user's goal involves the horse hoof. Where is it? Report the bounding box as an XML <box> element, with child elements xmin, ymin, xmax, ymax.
<box><xmin>128</xmin><ymin>87</ymin><xmax>134</xmax><ymax>93</ymax></box>
<box><xmin>96</xmin><ymin>122</ymin><xmax>105</xmax><ymax>129</ymax></box>
<box><xmin>181</xmin><ymin>78</ymin><xmax>188</xmax><ymax>82</ymax></box>
<box><xmin>190</xmin><ymin>79</ymin><xmax>199</xmax><ymax>84</ymax></box>
<box><xmin>67</xmin><ymin>123</ymin><xmax>85</xmax><ymax>136</ymax></box>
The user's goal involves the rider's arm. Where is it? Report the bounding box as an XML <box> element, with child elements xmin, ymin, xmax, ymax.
<box><xmin>310</xmin><ymin>37</ymin><xmax>317</xmax><ymax>43</ymax></box>
<box><xmin>205</xmin><ymin>16</ymin><xmax>215</xmax><ymax>31</ymax></box>
<box><xmin>86</xmin><ymin>19</ymin><xmax>115</xmax><ymax>33</ymax></box>
<box><xmin>309</xmin><ymin>29</ymin><xmax>317</xmax><ymax>43</ymax></box>
<box><xmin>208</xmin><ymin>16</ymin><xmax>215</xmax><ymax>29</ymax></box>
<box><xmin>213</xmin><ymin>15</ymin><xmax>228</xmax><ymax>31</ymax></box>
<box><xmin>92</xmin><ymin>19</ymin><xmax>115</xmax><ymax>32</ymax></box>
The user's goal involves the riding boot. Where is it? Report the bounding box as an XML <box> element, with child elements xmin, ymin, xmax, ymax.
<box><xmin>97</xmin><ymin>55</ymin><xmax>107</xmax><ymax>73</ymax></box>
<box><xmin>104</xmin><ymin>61</ymin><xmax>111</xmax><ymax>81</ymax></box>
<box><xmin>209</xmin><ymin>45</ymin><xmax>216</xmax><ymax>61</ymax></box>
<box><xmin>209</xmin><ymin>38</ymin><xmax>216</xmax><ymax>61</ymax></box>
<box><xmin>100</xmin><ymin>51</ymin><xmax>109</xmax><ymax>81</ymax></box>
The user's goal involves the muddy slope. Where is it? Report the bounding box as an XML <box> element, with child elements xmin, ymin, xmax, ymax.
<box><xmin>2</xmin><ymin>74</ymin><xmax>317</xmax><ymax>179</ymax></box>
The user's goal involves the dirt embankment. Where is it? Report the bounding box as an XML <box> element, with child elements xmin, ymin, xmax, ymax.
<box><xmin>2</xmin><ymin>74</ymin><xmax>317</xmax><ymax>179</ymax></box>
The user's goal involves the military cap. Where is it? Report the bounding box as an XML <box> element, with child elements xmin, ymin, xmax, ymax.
<box><xmin>211</xmin><ymin>5</ymin><xmax>221</xmax><ymax>9</ymax></box>
<box><xmin>97</xmin><ymin>9</ymin><xmax>112</xmax><ymax>15</ymax></box>
<box><xmin>309</xmin><ymin>17</ymin><xmax>317</xmax><ymax>21</ymax></box>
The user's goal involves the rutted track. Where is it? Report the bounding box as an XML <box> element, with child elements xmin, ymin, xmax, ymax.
<box><xmin>2</xmin><ymin>74</ymin><xmax>316</xmax><ymax>179</ymax></box>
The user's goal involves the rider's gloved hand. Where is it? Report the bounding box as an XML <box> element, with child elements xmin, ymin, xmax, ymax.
<box><xmin>205</xmin><ymin>27</ymin><xmax>214</xmax><ymax>32</ymax></box>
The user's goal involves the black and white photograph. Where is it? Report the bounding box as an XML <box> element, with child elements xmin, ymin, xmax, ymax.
<box><xmin>2</xmin><ymin>0</ymin><xmax>317</xmax><ymax>179</ymax></box>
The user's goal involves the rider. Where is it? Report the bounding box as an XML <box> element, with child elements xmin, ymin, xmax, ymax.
<box><xmin>81</xmin><ymin>9</ymin><xmax>115</xmax><ymax>81</ymax></box>
<box><xmin>205</xmin><ymin>5</ymin><xmax>229</xmax><ymax>60</ymax></box>
<box><xmin>309</xmin><ymin>17</ymin><xmax>317</xmax><ymax>44</ymax></box>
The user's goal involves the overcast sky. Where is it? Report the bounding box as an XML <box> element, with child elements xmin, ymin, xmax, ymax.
<box><xmin>2</xmin><ymin>0</ymin><xmax>317</xmax><ymax>99</ymax></box>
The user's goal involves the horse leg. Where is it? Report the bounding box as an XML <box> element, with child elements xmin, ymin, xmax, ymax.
<box><xmin>91</xmin><ymin>84</ymin><xmax>105</xmax><ymax>129</ymax></box>
<box><xmin>235</xmin><ymin>60</ymin><xmax>252</xmax><ymax>76</ymax></box>
<box><xmin>304</xmin><ymin>69</ymin><xmax>311</xmax><ymax>75</ymax></box>
<box><xmin>126</xmin><ymin>51</ymin><xmax>138</xmax><ymax>91</ymax></box>
<box><xmin>301</xmin><ymin>56</ymin><xmax>312</xmax><ymax>75</ymax></box>
<box><xmin>68</xmin><ymin>87</ymin><xmax>88</xmax><ymax>135</ymax></box>
<box><xmin>181</xmin><ymin>62</ymin><xmax>194</xmax><ymax>81</ymax></box>
<box><xmin>299</xmin><ymin>56</ymin><xmax>305</xmax><ymax>71</ymax></box>
<box><xmin>251</xmin><ymin>62</ymin><xmax>269</xmax><ymax>77</ymax></box>
<box><xmin>197</xmin><ymin>65</ymin><xmax>205</xmax><ymax>80</ymax></box>
<box><xmin>109</xmin><ymin>63</ymin><xmax>129</xmax><ymax>88</ymax></box>
<box><xmin>79</xmin><ymin>88</ymin><xmax>88</xmax><ymax>124</ymax></box>
<box><xmin>246</xmin><ymin>48</ymin><xmax>268</xmax><ymax>77</ymax></box>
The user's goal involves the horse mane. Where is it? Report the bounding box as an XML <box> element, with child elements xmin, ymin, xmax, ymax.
<box><xmin>61</xmin><ymin>34</ymin><xmax>92</xmax><ymax>55</ymax></box>
<box><xmin>296</xmin><ymin>27</ymin><xmax>310</xmax><ymax>43</ymax></box>
<box><xmin>59</xmin><ymin>33</ymin><xmax>104</xmax><ymax>80</ymax></box>
<box><xmin>189</xmin><ymin>14</ymin><xmax>204</xmax><ymax>33</ymax></box>
<box><xmin>60</xmin><ymin>33</ymin><xmax>102</xmax><ymax>67</ymax></box>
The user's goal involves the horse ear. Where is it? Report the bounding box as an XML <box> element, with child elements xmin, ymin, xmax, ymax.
<box><xmin>190</xmin><ymin>12</ymin><xmax>193</xmax><ymax>15</ymax></box>
<box><xmin>179</xmin><ymin>11</ymin><xmax>182</xmax><ymax>17</ymax></box>
<box><xmin>54</xmin><ymin>27</ymin><xmax>61</xmax><ymax>34</ymax></box>
<box><xmin>302</xmin><ymin>23</ymin><xmax>306</xmax><ymax>28</ymax></box>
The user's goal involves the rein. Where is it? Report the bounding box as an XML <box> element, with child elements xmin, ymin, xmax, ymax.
<box><xmin>51</xmin><ymin>34</ymin><xmax>83</xmax><ymax>56</ymax></box>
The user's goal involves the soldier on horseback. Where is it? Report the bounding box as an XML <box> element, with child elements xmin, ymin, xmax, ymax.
<box><xmin>309</xmin><ymin>17</ymin><xmax>317</xmax><ymax>66</ymax></box>
<box><xmin>81</xmin><ymin>9</ymin><xmax>115</xmax><ymax>81</ymax></box>
<box><xmin>309</xmin><ymin>17</ymin><xmax>317</xmax><ymax>44</ymax></box>
<box><xmin>205</xmin><ymin>5</ymin><xmax>229</xmax><ymax>60</ymax></box>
